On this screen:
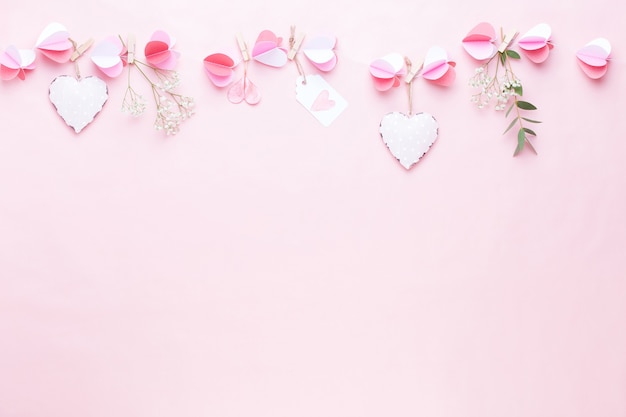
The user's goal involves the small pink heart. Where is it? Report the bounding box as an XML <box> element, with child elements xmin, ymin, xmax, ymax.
<box><xmin>36</xmin><ymin>22</ymin><xmax>73</xmax><ymax>63</ymax></box>
<box><xmin>369</xmin><ymin>53</ymin><xmax>406</xmax><ymax>92</ymax></box>
<box><xmin>252</xmin><ymin>30</ymin><xmax>288</xmax><ymax>67</ymax></box>
<box><xmin>91</xmin><ymin>36</ymin><xmax>127</xmax><ymax>78</ymax></box>
<box><xmin>203</xmin><ymin>52</ymin><xmax>239</xmax><ymax>87</ymax></box>
<box><xmin>145</xmin><ymin>30</ymin><xmax>180</xmax><ymax>70</ymax></box>
<box><xmin>462</xmin><ymin>22</ymin><xmax>497</xmax><ymax>60</ymax></box>
<box><xmin>0</xmin><ymin>45</ymin><xmax>36</xmax><ymax>81</ymax></box>
<box><xmin>518</xmin><ymin>23</ymin><xmax>553</xmax><ymax>64</ymax></box>
<box><xmin>310</xmin><ymin>90</ymin><xmax>335</xmax><ymax>111</ymax></box>
<box><xmin>227</xmin><ymin>76</ymin><xmax>261</xmax><ymax>105</ymax></box>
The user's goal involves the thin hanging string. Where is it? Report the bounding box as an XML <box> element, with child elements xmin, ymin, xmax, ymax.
<box><xmin>289</xmin><ymin>26</ymin><xmax>307</xmax><ymax>85</ymax></box>
<box><xmin>69</xmin><ymin>38</ymin><xmax>82</xmax><ymax>79</ymax></box>
<box><xmin>405</xmin><ymin>57</ymin><xmax>413</xmax><ymax>115</ymax></box>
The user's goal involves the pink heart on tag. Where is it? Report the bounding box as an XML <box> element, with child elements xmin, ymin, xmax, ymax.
<box><xmin>310</xmin><ymin>89</ymin><xmax>335</xmax><ymax>111</ymax></box>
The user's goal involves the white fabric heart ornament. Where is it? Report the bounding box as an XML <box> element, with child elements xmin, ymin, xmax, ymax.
<box><xmin>49</xmin><ymin>75</ymin><xmax>108</xmax><ymax>133</ymax></box>
<box><xmin>379</xmin><ymin>112</ymin><xmax>438</xmax><ymax>169</ymax></box>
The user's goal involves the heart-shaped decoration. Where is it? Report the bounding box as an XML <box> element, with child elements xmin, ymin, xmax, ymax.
<box><xmin>369</xmin><ymin>53</ymin><xmax>406</xmax><ymax>91</ymax></box>
<box><xmin>145</xmin><ymin>30</ymin><xmax>180</xmax><ymax>70</ymax></box>
<box><xmin>91</xmin><ymin>36</ymin><xmax>127</xmax><ymax>78</ymax></box>
<box><xmin>310</xmin><ymin>89</ymin><xmax>335</xmax><ymax>111</ymax></box>
<box><xmin>49</xmin><ymin>75</ymin><xmax>108</xmax><ymax>133</ymax></box>
<box><xmin>35</xmin><ymin>22</ymin><xmax>73</xmax><ymax>63</ymax></box>
<box><xmin>462</xmin><ymin>22</ymin><xmax>497</xmax><ymax>60</ymax></box>
<box><xmin>576</xmin><ymin>38</ymin><xmax>611</xmax><ymax>79</ymax></box>
<box><xmin>302</xmin><ymin>35</ymin><xmax>337</xmax><ymax>72</ymax></box>
<box><xmin>518</xmin><ymin>23</ymin><xmax>553</xmax><ymax>64</ymax></box>
<box><xmin>379</xmin><ymin>112</ymin><xmax>438</xmax><ymax>169</ymax></box>
<box><xmin>203</xmin><ymin>52</ymin><xmax>240</xmax><ymax>87</ymax></box>
<box><xmin>421</xmin><ymin>46</ymin><xmax>456</xmax><ymax>86</ymax></box>
<box><xmin>227</xmin><ymin>76</ymin><xmax>261</xmax><ymax>105</ymax></box>
<box><xmin>0</xmin><ymin>45</ymin><xmax>36</xmax><ymax>80</ymax></box>
<box><xmin>252</xmin><ymin>30</ymin><xmax>288</xmax><ymax>67</ymax></box>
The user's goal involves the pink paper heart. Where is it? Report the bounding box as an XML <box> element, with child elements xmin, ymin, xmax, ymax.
<box><xmin>252</xmin><ymin>30</ymin><xmax>288</xmax><ymax>67</ymax></box>
<box><xmin>0</xmin><ymin>45</ymin><xmax>36</xmax><ymax>80</ymax></box>
<box><xmin>91</xmin><ymin>36</ymin><xmax>127</xmax><ymax>78</ymax></box>
<box><xmin>518</xmin><ymin>23</ymin><xmax>553</xmax><ymax>64</ymax></box>
<box><xmin>421</xmin><ymin>46</ymin><xmax>456</xmax><ymax>86</ymax></box>
<box><xmin>462</xmin><ymin>22</ymin><xmax>497</xmax><ymax>60</ymax></box>
<box><xmin>310</xmin><ymin>90</ymin><xmax>335</xmax><ymax>111</ymax></box>
<box><xmin>369</xmin><ymin>53</ymin><xmax>406</xmax><ymax>91</ymax></box>
<box><xmin>302</xmin><ymin>35</ymin><xmax>337</xmax><ymax>72</ymax></box>
<box><xmin>145</xmin><ymin>30</ymin><xmax>180</xmax><ymax>70</ymax></box>
<box><xmin>576</xmin><ymin>38</ymin><xmax>611</xmax><ymax>79</ymax></box>
<box><xmin>203</xmin><ymin>52</ymin><xmax>240</xmax><ymax>87</ymax></box>
<box><xmin>227</xmin><ymin>76</ymin><xmax>261</xmax><ymax>105</ymax></box>
<box><xmin>35</xmin><ymin>22</ymin><xmax>73</xmax><ymax>63</ymax></box>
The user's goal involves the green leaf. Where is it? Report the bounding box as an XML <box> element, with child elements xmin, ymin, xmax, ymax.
<box><xmin>503</xmin><ymin>117</ymin><xmax>518</xmax><ymax>135</ymax></box>
<box><xmin>506</xmin><ymin>50</ymin><xmax>521</xmax><ymax>59</ymax></box>
<box><xmin>521</xmin><ymin>117</ymin><xmax>542</xmax><ymax>124</ymax></box>
<box><xmin>513</xmin><ymin>85</ymin><xmax>523</xmax><ymax>96</ymax></box>
<box><xmin>516</xmin><ymin>100</ymin><xmax>537</xmax><ymax>110</ymax></box>
<box><xmin>514</xmin><ymin>128</ymin><xmax>526</xmax><ymax>156</ymax></box>
<box><xmin>499</xmin><ymin>52</ymin><xmax>506</xmax><ymax>65</ymax></box>
<box><xmin>523</xmin><ymin>127</ymin><xmax>537</xmax><ymax>136</ymax></box>
<box><xmin>505</xmin><ymin>103</ymin><xmax>515</xmax><ymax>117</ymax></box>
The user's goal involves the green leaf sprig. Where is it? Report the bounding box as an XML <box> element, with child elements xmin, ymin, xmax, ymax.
<box><xmin>468</xmin><ymin>29</ymin><xmax>541</xmax><ymax>156</ymax></box>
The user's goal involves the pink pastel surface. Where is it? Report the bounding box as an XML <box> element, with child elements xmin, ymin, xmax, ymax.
<box><xmin>1</xmin><ymin>1</ymin><xmax>626</xmax><ymax>417</ymax></box>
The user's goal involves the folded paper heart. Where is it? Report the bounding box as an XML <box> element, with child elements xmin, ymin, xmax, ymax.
<box><xmin>576</xmin><ymin>38</ymin><xmax>611</xmax><ymax>79</ymax></box>
<box><xmin>369</xmin><ymin>53</ymin><xmax>406</xmax><ymax>91</ymax></box>
<box><xmin>49</xmin><ymin>75</ymin><xmax>108</xmax><ymax>133</ymax></box>
<box><xmin>145</xmin><ymin>30</ymin><xmax>180</xmax><ymax>70</ymax></box>
<box><xmin>462</xmin><ymin>22</ymin><xmax>497</xmax><ymax>60</ymax></box>
<box><xmin>379</xmin><ymin>112</ymin><xmax>438</xmax><ymax>170</ymax></box>
<box><xmin>0</xmin><ymin>46</ymin><xmax>36</xmax><ymax>80</ymax></box>
<box><xmin>35</xmin><ymin>22</ymin><xmax>73</xmax><ymax>63</ymax></box>
<box><xmin>421</xmin><ymin>46</ymin><xmax>456</xmax><ymax>86</ymax></box>
<box><xmin>302</xmin><ymin>35</ymin><xmax>337</xmax><ymax>72</ymax></box>
<box><xmin>252</xmin><ymin>30</ymin><xmax>288</xmax><ymax>67</ymax></box>
<box><xmin>91</xmin><ymin>36</ymin><xmax>127</xmax><ymax>78</ymax></box>
<box><xmin>203</xmin><ymin>52</ymin><xmax>240</xmax><ymax>87</ymax></box>
<box><xmin>518</xmin><ymin>23</ymin><xmax>553</xmax><ymax>64</ymax></box>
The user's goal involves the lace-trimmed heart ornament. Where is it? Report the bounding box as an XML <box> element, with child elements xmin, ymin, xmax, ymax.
<box><xmin>379</xmin><ymin>112</ymin><xmax>438</xmax><ymax>169</ymax></box>
<box><xmin>49</xmin><ymin>75</ymin><xmax>108</xmax><ymax>133</ymax></box>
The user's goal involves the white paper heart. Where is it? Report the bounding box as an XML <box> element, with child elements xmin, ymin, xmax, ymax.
<box><xmin>379</xmin><ymin>112</ymin><xmax>438</xmax><ymax>169</ymax></box>
<box><xmin>49</xmin><ymin>75</ymin><xmax>108</xmax><ymax>133</ymax></box>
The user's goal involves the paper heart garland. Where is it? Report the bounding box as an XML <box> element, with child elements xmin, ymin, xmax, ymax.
<box><xmin>0</xmin><ymin>46</ymin><xmax>36</xmax><ymax>80</ymax></box>
<box><xmin>518</xmin><ymin>23</ymin><xmax>553</xmax><ymax>64</ymax></box>
<box><xmin>252</xmin><ymin>30</ymin><xmax>288</xmax><ymax>67</ymax></box>
<box><xmin>203</xmin><ymin>52</ymin><xmax>240</xmax><ymax>87</ymax></box>
<box><xmin>422</xmin><ymin>46</ymin><xmax>456</xmax><ymax>86</ymax></box>
<box><xmin>462</xmin><ymin>22</ymin><xmax>497</xmax><ymax>60</ymax></box>
<box><xmin>369</xmin><ymin>53</ymin><xmax>406</xmax><ymax>91</ymax></box>
<box><xmin>145</xmin><ymin>30</ymin><xmax>180</xmax><ymax>70</ymax></box>
<box><xmin>35</xmin><ymin>22</ymin><xmax>73</xmax><ymax>63</ymax></box>
<box><xmin>302</xmin><ymin>35</ymin><xmax>337</xmax><ymax>72</ymax></box>
<box><xmin>49</xmin><ymin>75</ymin><xmax>108</xmax><ymax>133</ymax></box>
<box><xmin>91</xmin><ymin>36</ymin><xmax>128</xmax><ymax>78</ymax></box>
<box><xmin>576</xmin><ymin>38</ymin><xmax>611</xmax><ymax>79</ymax></box>
<box><xmin>379</xmin><ymin>112</ymin><xmax>438</xmax><ymax>169</ymax></box>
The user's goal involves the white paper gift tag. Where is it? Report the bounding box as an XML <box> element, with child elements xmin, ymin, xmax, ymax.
<box><xmin>49</xmin><ymin>75</ymin><xmax>108</xmax><ymax>133</ymax></box>
<box><xmin>295</xmin><ymin>74</ymin><xmax>347</xmax><ymax>127</ymax></box>
<box><xmin>379</xmin><ymin>111</ymin><xmax>438</xmax><ymax>169</ymax></box>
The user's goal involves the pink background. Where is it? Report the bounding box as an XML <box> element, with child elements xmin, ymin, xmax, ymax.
<box><xmin>1</xmin><ymin>0</ymin><xmax>625</xmax><ymax>416</ymax></box>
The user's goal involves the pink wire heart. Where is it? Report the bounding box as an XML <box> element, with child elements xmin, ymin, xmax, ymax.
<box><xmin>227</xmin><ymin>74</ymin><xmax>260</xmax><ymax>105</ymax></box>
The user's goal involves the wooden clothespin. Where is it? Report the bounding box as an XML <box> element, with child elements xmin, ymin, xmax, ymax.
<box><xmin>70</xmin><ymin>38</ymin><xmax>94</xmax><ymax>62</ymax></box>
<box><xmin>236</xmin><ymin>33</ymin><xmax>250</xmax><ymax>62</ymax></box>
<box><xmin>126</xmin><ymin>34</ymin><xmax>136</xmax><ymax>64</ymax></box>
<box><xmin>404</xmin><ymin>58</ymin><xmax>424</xmax><ymax>84</ymax></box>
<box><xmin>498</xmin><ymin>29</ymin><xmax>519</xmax><ymax>53</ymax></box>
<box><xmin>288</xmin><ymin>28</ymin><xmax>305</xmax><ymax>61</ymax></box>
